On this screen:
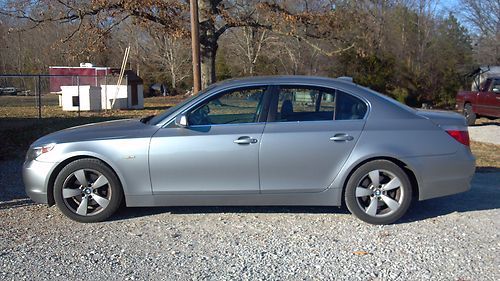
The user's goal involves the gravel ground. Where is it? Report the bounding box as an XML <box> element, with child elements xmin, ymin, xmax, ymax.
<box><xmin>469</xmin><ymin>122</ymin><xmax>500</xmax><ymax>145</ymax></box>
<box><xmin>1</xmin><ymin>159</ymin><xmax>499</xmax><ymax>280</ymax></box>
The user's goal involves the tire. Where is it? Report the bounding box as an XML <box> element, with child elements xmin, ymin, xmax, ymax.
<box><xmin>54</xmin><ymin>158</ymin><xmax>123</xmax><ymax>223</ymax></box>
<box><xmin>345</xmin><ymin>160</ymin><xmax>412</xmax><ymax>225</ymax></box>
<box><xmin>463</xmin><ymin>103</ymin><xmax>476</xmax><ymax>126</ymax></box>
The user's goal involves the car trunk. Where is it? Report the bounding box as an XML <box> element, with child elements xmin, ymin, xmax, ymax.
<box><xmin>416</xmin><ymin>110</ymin><xmax>467</xmax><ymax>128</ymax></box>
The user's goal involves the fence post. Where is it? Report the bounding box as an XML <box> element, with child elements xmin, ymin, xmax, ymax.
<box><xmin>37</xmin><ymin>75</ymin><xmax>42</xmax><ymax>119</ymax></box>
<box><xmin>104</xmin><ymin>75</ymin><xmax>107</xmax><ymax>112</ymax></box>
<box><xmin>77</xmin><ymin>75</ymin><xmax>80</xmax><ymax>117</ymax></box>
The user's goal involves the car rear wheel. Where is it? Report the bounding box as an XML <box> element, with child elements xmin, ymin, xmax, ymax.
<box><xmin>345</xmin><ymin>160</ymin><xmax>412</xmax><ymax>225</ymax></box>
<box><xmin>54</xmin><ymin>159</ymin><xmax>123</xmax><ymax>223</ymax></box>
<box><xmin>463</xmin><ymin>103</ymin><xmax>476</xmax><ymax>126</ymax></box>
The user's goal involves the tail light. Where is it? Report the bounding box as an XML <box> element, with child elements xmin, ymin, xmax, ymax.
<box><xmin>446</xmin><ymin>130</ymin><xmax>470</xmax><ymax>146</ymax></box>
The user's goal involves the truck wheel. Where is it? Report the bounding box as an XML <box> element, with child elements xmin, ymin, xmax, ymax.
<box><xmin>463</xmin><ymin>103</ymin><xmax>476</xmax><ymax>126</ymax></box>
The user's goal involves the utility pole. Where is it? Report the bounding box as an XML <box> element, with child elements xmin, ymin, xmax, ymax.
<box><xmin>190</xmin><ymin>0</ymin><xmax>201</xmax><ymax>94</ymax></box>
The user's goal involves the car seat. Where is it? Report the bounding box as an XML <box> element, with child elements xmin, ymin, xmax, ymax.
<box><xmin>281</xmin><ymin>100</ymin><xmax>294</xmax><ymax>121</ymax></box>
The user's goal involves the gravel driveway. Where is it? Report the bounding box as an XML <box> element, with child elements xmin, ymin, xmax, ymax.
<box><xmin>468</xmin><ymin>122</ymin><xmax>500</xmax><ymax>145</ymax></box>
<box><xmin>1</xmin><ymin>159</ymin><xmax>499</xmax><ymax>280</ymax></box>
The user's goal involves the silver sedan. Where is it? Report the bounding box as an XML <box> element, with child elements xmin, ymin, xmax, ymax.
<box><xmin>23</xmin><ymin>76</ymin><xmax>475</xmax><ymax>224</ymax></box>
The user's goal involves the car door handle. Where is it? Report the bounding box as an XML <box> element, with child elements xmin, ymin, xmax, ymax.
<box><xmin>330</xmin><ymin>134</ymin><xmax>354</xmax><ymax>142</ymax></box>
<box><xmin>234</xmin><ymin>136</ymin><xmax>258</xmax><ymax>144</ymax></box>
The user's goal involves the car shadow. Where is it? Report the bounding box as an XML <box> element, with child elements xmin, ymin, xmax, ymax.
<box><xmin>111</xmin><ymin>205</ymin><xmax>349</xmax><ymax>221</ymax></box>
<box><xmin>111</xmin><ymin>171</ymin><xmax>500</xmax><ymax>224</ymax></box>
<box><xmin>0</xmin><ymin>198</ymin><xmax>35</xmax><ymax>210</ymax></box>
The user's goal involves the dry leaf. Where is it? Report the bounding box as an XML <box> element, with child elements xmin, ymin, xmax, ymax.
<box><xmin>352</xmin><ymin>251</ymin><xmax>369</xmax><ymax>256</ymax></box>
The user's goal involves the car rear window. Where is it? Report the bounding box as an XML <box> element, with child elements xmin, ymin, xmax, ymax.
<box><xmin>335</xmin><ymin>91</ymin><xmax>367</xmax><ymax>120</ymax></box>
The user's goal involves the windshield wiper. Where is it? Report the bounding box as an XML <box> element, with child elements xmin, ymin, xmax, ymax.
<box><xmin>140</xmin><ymin>115</ymin><xmax>155</xmax><ymax>124</ymax></box>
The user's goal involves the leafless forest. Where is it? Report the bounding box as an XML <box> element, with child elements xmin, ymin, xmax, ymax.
<box><xmin>0</xmin><ymin>0</ymin><xmax>498</xmax><ymax>107</ymax></box>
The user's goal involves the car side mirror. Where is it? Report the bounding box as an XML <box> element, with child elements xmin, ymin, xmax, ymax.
<box><xmin>175</xmin><ymin>114</ymin><xmax>188</xmax><ymax>127</ymax></box>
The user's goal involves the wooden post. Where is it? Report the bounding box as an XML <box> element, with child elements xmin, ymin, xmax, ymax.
<box><xmin>37</xmin><ymin>75</ymin><xmax>41</xmax><ymax>119</ymax></box>
<box><xmin>190</xmin><ymin>0</ymin><xmax>201</xmax><ymax>94</ymax></box>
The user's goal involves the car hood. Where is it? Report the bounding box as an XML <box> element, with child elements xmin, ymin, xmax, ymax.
<box><xmin>32</xmin><ymin>119</ymin><xmax>155</xmax><ymax>147</ymax></box>
<box><xmin>416</xmin><ymin>110</ymin><xmax>467</xmax><ymax>127</ymax></box>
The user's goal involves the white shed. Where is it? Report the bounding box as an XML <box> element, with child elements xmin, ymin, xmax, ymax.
<box><xmin>60</xmin><ymin>86</ymin><xmax>102</xmax><ymax>111</ymax></box>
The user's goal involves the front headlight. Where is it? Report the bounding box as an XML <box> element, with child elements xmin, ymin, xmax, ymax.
<box><xmin>26</xmin><ymin>143</ymin><xmax>56</xmax><ymax>161</ymax></box>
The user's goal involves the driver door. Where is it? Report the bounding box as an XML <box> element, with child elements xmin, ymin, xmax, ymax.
<box><xmin>149</xmin><ymin>86</ymin><xmax>270</xmax><ymax>194</ymax></box>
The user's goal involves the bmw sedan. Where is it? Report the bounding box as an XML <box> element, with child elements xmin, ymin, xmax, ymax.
<box><xmin>23</xmin><ymin>76</ymin><xmax>475</xmax><ymax>224</ymax></box>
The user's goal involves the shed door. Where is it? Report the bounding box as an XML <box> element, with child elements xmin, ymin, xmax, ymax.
<box><xmin>131</xmin><ymin>82</ymin><xmax>138</xmax><ymax>106</ymax></box>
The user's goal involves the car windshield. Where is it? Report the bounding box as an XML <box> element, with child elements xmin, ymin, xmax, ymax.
<box><xmin>148</xmin><ymin>83</ymin><xmax>225</xmax><ymax>125</ymax></box>
<box><xmin>147</xmin><ymin>93</ymin><xmax>201</xmax><ymax>125</ymax></box>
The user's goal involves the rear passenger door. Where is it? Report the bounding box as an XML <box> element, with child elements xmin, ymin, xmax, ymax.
<box><xmin>259</xmin><ymin>85</ymin><xmax>367</xmax><ymax>193</ymax></box>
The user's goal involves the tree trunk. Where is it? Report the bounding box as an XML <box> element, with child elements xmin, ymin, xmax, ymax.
<box><xmin>198</xmin><ymin>0</ymin><xmax>218</xmax><ymax>89</ymax></box>
<box><xmin>170</xmin><ymin>65</ymin><xmax>177</xmax><ymax>89</ymax></box>
<box><xmin>200</xmin><ymin>40</ymin><xmax>217</xmax><ymax>89</ymax></box>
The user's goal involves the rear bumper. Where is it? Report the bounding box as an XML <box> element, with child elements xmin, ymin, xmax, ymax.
<box><xmin>22</xmin><ymin>160</ymin><xmax>57</xmax><ymax>204</ymax></box>
<box><xmin>403</xmin><ymin>148</ymin><xmax>475</xmax><ymax>201</ymax></box>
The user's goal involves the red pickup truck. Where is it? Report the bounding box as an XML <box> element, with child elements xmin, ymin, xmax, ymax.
<box><xmin>456</xmin><ymin>77</ymin><xmax>500</xmax><ymax>125</ymax></box>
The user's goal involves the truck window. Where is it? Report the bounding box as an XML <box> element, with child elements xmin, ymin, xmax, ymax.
<box><xmin>491</xmin><ymin>79</ymin><xmax>500</xmax><ymax>93</ymax></box>
<box><xmin>481</xmin><ymin>79</ymin><xmax>492</xmax><ymax>92</ymax></box>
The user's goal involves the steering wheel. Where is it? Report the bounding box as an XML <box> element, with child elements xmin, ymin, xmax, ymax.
<box><xmin>189</xmin><ymin>105</ymin><xmax>211</xmax><ymax>125</ymax></box>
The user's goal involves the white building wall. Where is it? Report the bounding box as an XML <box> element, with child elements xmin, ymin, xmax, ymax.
<box><xmin>60</xmin><ymin>84</ymin><xmax>144</xmax><ymax>111</ymax></box>
<box><xmin>61</xmin><ymin>86</ymin><xmax>101</xmax><ymax>111</ymax></box>
<box><xmin>101</xmin><ymin>85</ymin><xmax>128</xmax><ymax>110</ymax></box>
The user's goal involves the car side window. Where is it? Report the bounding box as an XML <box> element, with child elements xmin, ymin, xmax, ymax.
<box><xmin>188</xmin><ymin>87</ymin><xmax>266</xmax><ymax>126</ymax></box>
<box><xmin>491</xmin><ymin>79</ymin><xmax>500</xmax><ymax>93</ymax></box>
<box><xmin>275</xmin><ymin>87</ymin><xmax>336</xmax><ymax>122</ymax></box>
<box><xmin>335</xmin><ymin>91</ymin><xmax>367</xmax><ymax>120</ymax></box>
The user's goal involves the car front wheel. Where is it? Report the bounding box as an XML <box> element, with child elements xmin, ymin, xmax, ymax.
<box><xmin>345</xmin><ymin>160</ymin><xmax>412</xmax><ymax>225</ymax></box>
<box><xmin>54</xmin><ymin>158</ymin><xmax>123</xmax><ymax>223</ymax></box>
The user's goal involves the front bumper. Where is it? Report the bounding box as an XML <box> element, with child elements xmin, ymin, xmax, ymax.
<box><xmin>22</xmin><ymin>160</ymin><xmax>58</xmax><ymax>204</ymax></box>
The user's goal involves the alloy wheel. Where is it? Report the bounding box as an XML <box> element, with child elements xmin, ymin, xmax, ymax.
<box><xmin>61</xmin><ymin>169</ymin><xmax>112</xmax><ymax>216</ymax></box>
<box><xmin>354</xmin><ymin>169</ymin><xmax>404</xmax><ymax>217</ymax></box>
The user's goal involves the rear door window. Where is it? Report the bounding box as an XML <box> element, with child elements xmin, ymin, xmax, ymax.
<box><xmin>274</xmin><ymin>86</ymin><xmax>336</xmax><ymax>122</ymax></box>
<box><xmin>270</xmin><ymin>86</ymin><xmax>367</xmax><ymax>122</ymax></box>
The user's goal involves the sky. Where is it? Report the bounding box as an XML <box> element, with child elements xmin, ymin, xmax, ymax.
<box><xmin>438</xmin><ymin>0</ymin><xmax>462</xmax><ymax>14</ymax></box>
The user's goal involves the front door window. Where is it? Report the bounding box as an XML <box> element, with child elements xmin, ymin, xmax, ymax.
<box><xmin>188</xmin><ymin>87</ymin><xmax>267</xmax><ymax>126</ymax></box>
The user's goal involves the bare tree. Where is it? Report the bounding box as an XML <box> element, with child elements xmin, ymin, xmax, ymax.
<box><xmin>226</xmin><ymin>26</ymin><xmax>271</xmax><ymax>75</ymax></box>
<box><xmin>147</xmin><ymin>31</ymin><xmax>192</xmax><ymax>89</ymax></box>
<box><xmin>458</xmin><ymin>0</ymin><xmax>500</xmax><ymax>64</ymax></box>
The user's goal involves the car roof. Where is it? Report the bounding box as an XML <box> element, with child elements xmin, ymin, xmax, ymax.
<box><xmin>211</xmin><ymin>75</ymin><xmax>354</xmax><ymax>88</ymax></box>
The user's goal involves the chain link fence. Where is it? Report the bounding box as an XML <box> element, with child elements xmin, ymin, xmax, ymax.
<box><xmin>0</xmin><ymin>74</ymin><xmax>127</xmax><ymax>119</ymax></box>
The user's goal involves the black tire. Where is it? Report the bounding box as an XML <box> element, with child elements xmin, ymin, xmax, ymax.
<box><xmin>463</xmin><ymin>103</ymin><xmax>476</xmax><ymax>126</ymax></box>
<box><xmin>345</xmin><ymin>160</ymin><xmax>412</xmax><ymax>225</ymax></box>
<box><xmin>54</xmin><ymin>158</ymin><xmax>123</xmax><ymax>223</ymax></box>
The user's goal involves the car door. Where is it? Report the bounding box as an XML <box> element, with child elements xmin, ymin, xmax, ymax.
<box><xmin>149</xmin><ymin>86</ymin><xmax>270</xmax><ymax>194</ymax></box>
<box><xmin>259</xmin><ymin>85</ymin><xmax>367</xmax><ymax>193</ymax></box>
<box><xmin>477</xmin><ymin>79</ymin><xmax>498</xmax><ymax>117</ymax></box>
<box><xmin>485</xmin><ymin>79</ymin><xmax>500</xmax><ymax>117</ymax></box>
